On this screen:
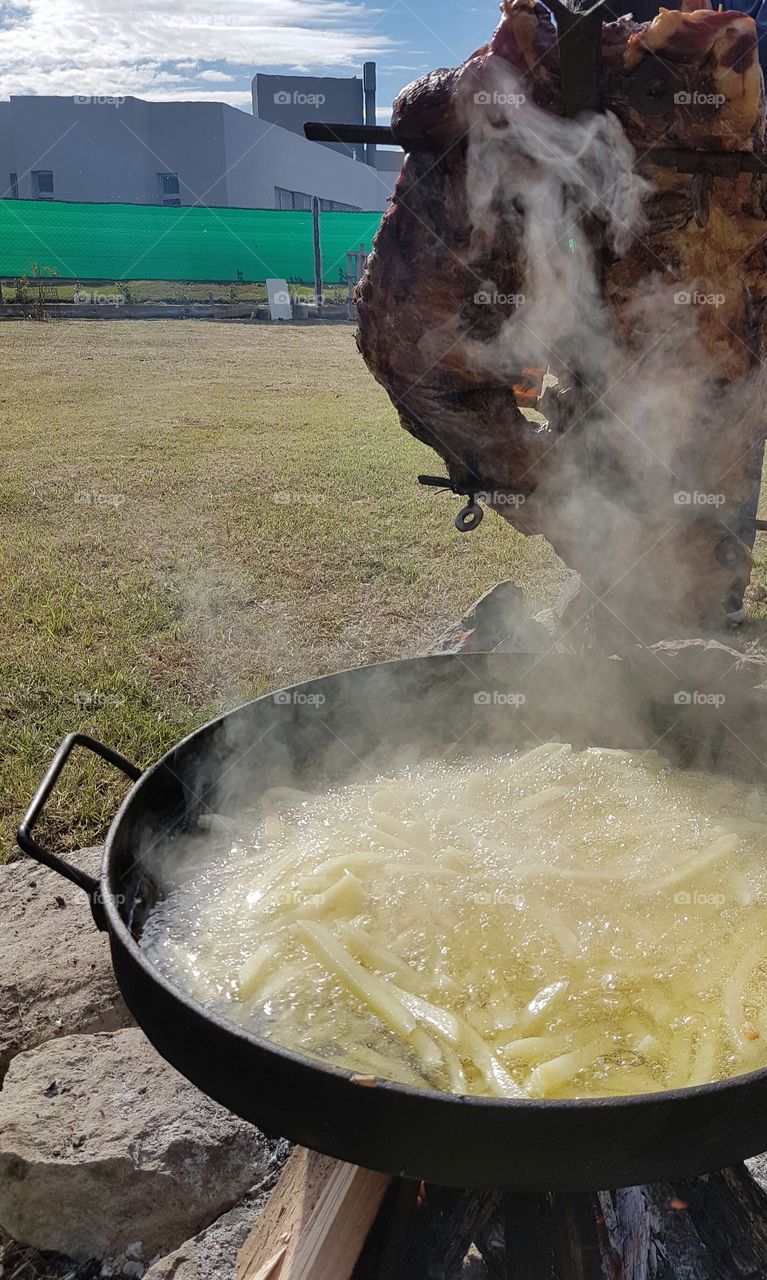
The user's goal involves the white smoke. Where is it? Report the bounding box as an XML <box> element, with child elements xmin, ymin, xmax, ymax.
<box><xmin>448</xmin><ymin>55</ymin><xmax>767</xmax><ymax>639</ymax></box>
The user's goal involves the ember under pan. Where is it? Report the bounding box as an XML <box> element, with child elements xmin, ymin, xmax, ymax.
<box><xmin>17</xmin><ymin>652</ymin><xmax>767</xmax><ymax>1191</ymax></box>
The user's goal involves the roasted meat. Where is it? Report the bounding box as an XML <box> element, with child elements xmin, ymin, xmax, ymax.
<box><xmin>356</xmin><ymin>0</ymin><xmax>767</xmax><ymax>643</ymax></box>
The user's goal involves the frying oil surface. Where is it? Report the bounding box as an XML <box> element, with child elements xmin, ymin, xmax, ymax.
<box><xmin>140</xmin><ymin>743</ymin><xmax>767</xmax><ymax>1098</ymax></box>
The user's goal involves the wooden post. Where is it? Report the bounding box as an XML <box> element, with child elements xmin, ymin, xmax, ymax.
<box><xmin>235</xmin><ymin>1150</ymin><xmax>767</xmax><ymax>1280</ymax></box>
<box><xmin>236</xmin><ymin>1148</ymin><xmax>390</xmax><ymax>1280</ymax></box>
<box><xmin>312</xmin><ymin>197</ymin><xmax>323</xmax><ymax>319</ymax></box>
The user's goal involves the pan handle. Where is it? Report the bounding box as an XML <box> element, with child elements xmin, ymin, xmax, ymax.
<box><xmin>17</xmin><ymin>732</ymin><xmax>142</xmax><ymax>930</ymax></box>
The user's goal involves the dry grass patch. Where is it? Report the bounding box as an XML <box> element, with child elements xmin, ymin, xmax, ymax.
<box><xmin>1</xmin><ymin>320</ymin><xmax>567</xmax><ymax>857</ymax></box>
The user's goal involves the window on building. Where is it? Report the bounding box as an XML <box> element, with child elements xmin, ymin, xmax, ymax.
<box><xmin>274</xmin><ymin>186</ymin><xmax>313</xmax><ymax>212</ymax></box>
<box><xmin>158</xmin><ymin>172</ymin><xmax>181</xmax><ymax>206</ymax></box>
<box><xmin>9</xmin><ymin>173</ymin><xmax>19</xmax><ymax>198</ymax></box>
<box><xmin>31</xmin><ymin>171</ymin><xmax>54</xmax><ymax>200</ymax></box>
<box><xmin>319</xmin><ymin>198</ymin><xmax>362</xmax><ymax>213</ymax></box>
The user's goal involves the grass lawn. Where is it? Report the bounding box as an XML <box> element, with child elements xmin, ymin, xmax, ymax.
<box><xmin>0</xmin><ymin>320</ymin><xmax>567</xmax><ymax>860</ymax></box>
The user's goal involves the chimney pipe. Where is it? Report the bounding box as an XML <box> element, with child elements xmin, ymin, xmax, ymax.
<box><xmin>363</xmin><ymin>62</ymin><xmax>377</xmax><ymax>168</ymax></box>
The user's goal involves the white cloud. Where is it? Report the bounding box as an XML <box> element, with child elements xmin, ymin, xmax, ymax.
<box><xmin>0</xmin><ymin>0</ymin><xmax>395</xmax><ymax>100</ymax></box>
<box><xmin>197</xmin><ymin>70</ymin><xmax>235</xmax><ymax>84</ymax></box>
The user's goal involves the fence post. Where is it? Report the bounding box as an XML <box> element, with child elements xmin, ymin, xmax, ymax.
<box><xmin>312</xmin><ymin>196</ymin><xmax>323</xmax><ymax>318</ymax></box>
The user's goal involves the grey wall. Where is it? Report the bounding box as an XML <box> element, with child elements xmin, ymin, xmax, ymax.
<box><xmin>149</xmin><ymin>102</ymin><xmax>229</xmax><ymax>207</ymax></box>
<box><xmin>8</xmin><ymin>96</ymin><xmax>156</xmax><ymax>202</ymax></box>
<box><xmin>223</xmin><ymin>107</ymin><xmax>387</xmax><ymax>210</ymax></box>
<box><xmin>0</xmin><ymin>102</ymin><xmax>16</xmax><ymax>196</ymax></box>
<box><xmin>253</xmin><ymin>74</ymin><xmax>364</xmax><ymax>160</ymax></box>
<box><xmin>0</xmin><ymin>95</ymin><xmax>390</xmax><ymax>212</ymax></box>
<box><xmin>376</xmin><ymin>149</ymin><xmax>403</xmax><ymax>174</ymax></box>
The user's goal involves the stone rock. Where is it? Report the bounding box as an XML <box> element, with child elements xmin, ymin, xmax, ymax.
<box><xmin>746</xmin><ymin>1152</ymin><xmax>767</xmax><ymax>1194</ymax></box>
<box><xmin>0</xmin><ymin>1028</ymin><xmax>280</xmax><ymax>1265</ymax></box>
<box><xmin>142</xmin><ymin>1142</ymin><xmax>291</xmax><ymax>1280</ymax></box>
<box><xmin>462</xmin><ymin>1246</ymin><xmax>488</xmax><ymax>1277</ymax></box>
<box><xmin>430</xmin><ymin>581</ymin><xmax>552</xmax><ymax>655</ymax></box>
<box><xmin>0</xmin><ymin>848</ymin><xmax>133</xmax><ymax>1080</ymax></box>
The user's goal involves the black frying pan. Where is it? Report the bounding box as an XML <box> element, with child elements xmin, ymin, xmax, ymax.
<box><xmin>17</xmin><ymin>652</ymin><xmax>767</xmax><ymax>1190</ymax></box>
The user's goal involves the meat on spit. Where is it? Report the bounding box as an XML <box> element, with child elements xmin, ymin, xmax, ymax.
<box><xmin>355</xmin><ymin>0</ymin><xmax>767</xmax><ymax>643</ymax></box>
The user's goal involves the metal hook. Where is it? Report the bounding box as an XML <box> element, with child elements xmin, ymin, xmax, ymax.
<box><xmin>455</xmin><ymin>500</ymin><xmax>484</xmax><ymax>533</ymax></box>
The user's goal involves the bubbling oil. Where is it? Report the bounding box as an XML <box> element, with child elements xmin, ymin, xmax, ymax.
<box><xmin>140</xmin><ymin>743</ymin><xmax>767</xmax><ymax>1098</ymax></box>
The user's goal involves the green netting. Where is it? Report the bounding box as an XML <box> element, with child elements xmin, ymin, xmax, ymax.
<box><xmin>0</xmin><ymin>200</ymin><xmax>383</xmax><ymax>283</ymax></box>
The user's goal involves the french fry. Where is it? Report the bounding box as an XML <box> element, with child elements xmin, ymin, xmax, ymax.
<box><xmin>144</xmin><ymin>743</ymin><xmax>767</xmax><ymax>1101</ymax></box>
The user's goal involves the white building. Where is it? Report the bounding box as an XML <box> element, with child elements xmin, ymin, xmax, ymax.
<box><xmin>0</xmin><ymin>87</ymin><xmax>397</xmax><ymax>213</ymax></box>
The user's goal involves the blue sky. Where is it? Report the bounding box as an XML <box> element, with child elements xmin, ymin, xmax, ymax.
<box><xmin>0</xmin><ymin>0</ymin><xmax>498</xmax><ymax>117</ymax></box>
<box><xmin>332</xmin><ymin>0</ymin><xmax>497</xmax><ymax>122</ymax></box>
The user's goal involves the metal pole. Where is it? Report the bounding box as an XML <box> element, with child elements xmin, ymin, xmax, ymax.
<box><xmin>347</xmin><ymin>251</ymin><xmax>355</xmax><ymax>322</ymax></box>
<box><xmin>363</xmin><ymin>62</ymin><xmax>378</xmax><ymax>169</ymax></box>
<box><xmin>312</xmin><ymin>195</ymin><xmax>323</xmax><ymax>318</ymax></box>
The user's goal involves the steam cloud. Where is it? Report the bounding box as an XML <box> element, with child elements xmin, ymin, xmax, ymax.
<box><xmin>417</xmin><ymin>57</ymin><xmax>767</xmax><ymax>645</ymax></box>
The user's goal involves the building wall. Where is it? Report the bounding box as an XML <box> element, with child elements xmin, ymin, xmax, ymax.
<box><xmin>253</xmin><ymin>74</ymin><xmax>363</xmax><ymax>160</ymax></box>
<box><xmin>0</xmin><ymin>95</ymin><xmax>390</xmax><ymax>212</ymax></box>
<box><xmin>148</xmin><ymin>102</ymin><xmax>230</xmax><ymax>208</ymax></box>
<box><xmin>7</xmin><ymin>96</ymin><xmax>155</xmax><ymax>202</ymax></box>
<box><xmin>376</xmin><ymin>149</ymin><xmax>403</xmax><ymax>174</ymax></box>
<box><xmin>222</xmin><ymin>107</ymin><xmax>387</xmax><ymax>211</ymax></box>
<box><xmin>0</xmin><ymin>102</ymin><xmax>16</xmax><ymax>197</ymax></box>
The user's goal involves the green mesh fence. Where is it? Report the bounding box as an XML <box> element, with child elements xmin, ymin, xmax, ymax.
<box><xmin>0</xmin><ymin>200</ymin><xmax>384</xmax><ymax>283</ymax></box>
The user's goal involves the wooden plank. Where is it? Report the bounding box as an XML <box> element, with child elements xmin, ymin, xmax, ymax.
<box><xmin>236</xmin><ymin>1147</ymin><xmax>391</xmax><ymax>1280</ymax></box>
